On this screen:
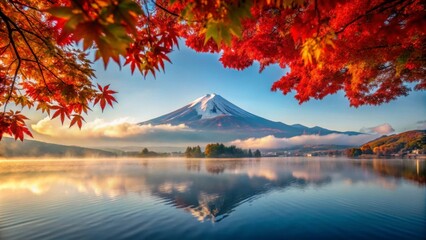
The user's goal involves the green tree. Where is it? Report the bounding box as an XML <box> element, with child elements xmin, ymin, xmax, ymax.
<box><xmin>185</xmin><ymin>147</ymin><xmax>193</xmax><ymax>158</ymax></box>
<box><xmin>142</xmin><ymin>148</ymin><xmax>149</xmax><ymax>155</ymax></box>
<box><xmin>248</xmin><ymin>149</ymin><xmax>253</xmax><ymax>157</ymax></box>
<box><xmin>193</xmin><ymin>146</ymin><xmax>203</xmax><ymax>158</ymax></box>
<box><xmin>184</xmin><ymin>145</ymin><xmax>204</xmax><ymax>158</ymax></box>
<box><xmin>204</xmin><ymin>143</ymin><xmax>248</xmax><ymax>158</ymax></box>
<box><xmin>254</xmin><ymin>149</ymin><xmax>261</xmax><ymax>158</ymax></box>
<box><xmin>205</xmin><ymin>143</ymin><xmax>220</xmax><ymax>158</ymax></box>
<box><xmin>346</xmin><ymin>148</ymin><xmax>362</xmax><ymax>157</ymax></box>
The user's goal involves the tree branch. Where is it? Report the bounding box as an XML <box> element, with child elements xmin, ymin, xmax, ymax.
<box><xmin>314</xmin><ymin>0</ymin><xmax>321</xmax><ymax>37</ymax></box>
<box><xmin>0</xmin><ymin>12</ymin><xmax>21</xmax><ymax>112</ymax></box>
<box><xmin>335</xmin><ymin>0</ymin><xmax>407</xmax><ymax>34</ymax></box>
<box><xmin>152</xmin><ymin>0</ymin><xmax>200</xmax><ymax>23</ymax></box>
<box><xmin>8</xmin><ymin>0</ymin><xmax>42</xmax><ymax>12</ymax></box>
<box><xmin>10</xmin><ymin>1</ymin><xmax>48</xmax><ymax>40</ymax></box>
<box><xmin>0</xmin><ymin>10</ymin><xmax>53</xmax><ymax>94</ymax></box>
<box><xmin>152</xmin><ymin>1</ymin><xmax>180</xmax><ymax>18</ymax></box>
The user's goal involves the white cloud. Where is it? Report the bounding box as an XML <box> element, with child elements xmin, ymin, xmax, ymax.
<box><xmin>158</xmin><ymin>181</ymin><xmax>192</xmax><ymax>194</ymax></box>
<box><xmin>360</xmin><ymin>123</ymin><xmax>394</xmax><ymax>135</ymax></box>
<box><xmin>32</xmin><ymin>117</ymin><xmax>190</xmax><ymax>138</ymax></box>
<box><xmin>230</xmin><ymin>133</ymin><xmax>378</xmax><ymax>149</ymax></box>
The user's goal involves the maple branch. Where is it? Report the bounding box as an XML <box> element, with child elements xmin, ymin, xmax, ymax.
<box><xmin>152</xmin><ymin>1</ymin><xmax>180</xmax><ymax>18</ymax></box>
<box><xmin>0</xmin><ymin>10</ymin><xmax>53</xmax><ymax>94</ymax></box>
<box><xmin>8</xmin><ymin>0</ymin><xmax>42</xmax><ymax>12</ymax></box>
<box><xmin>152</xmin><ymin>1</ymin><xmax>200</xmax><ymax>23</ymax></box>
<box><xmin>0</xmin><ymin>43</ymin><xmax>10</xmax><ymax>55</ymax></box>
<box><xmin>10</xmin><ymin>1</ymin><xmax>47</xmax><ymax>40</ymax></box>
<box><xmin>6</xmin><ymin>58</ymin><xmax>18</xmax><ymax>73</ymax></box>
<box><xmin>389</xmin><ymin>0</ymin><xmax>417</xmax><ymax>21</ymax></box>
<box><xmin>359</xmin><ymin>43</ymin><xmax>402</xmax><ymax>51</ymax></box>
<box><xmin>21</xmin><ymin>58</ymin><xmax>67</xmax><ymax>85</ymax></box>
<box><xmin>18</xmin><ymin>28</ymin><xmax>50</xmax><ymax>47</ymax></box>
<box><xmin>0</xmin><ymin>11</ymin><xmax>21</xmax><ymax>113</ymax></box>
<box><xmin>314</xmin><ymin>0</ymin><xmax>321</xmax><ymax>37</ymax></box>
<box><xmin>335</xmin><ymin>0</ymin><xmax>407</xmax><ymax>34</ymax></box>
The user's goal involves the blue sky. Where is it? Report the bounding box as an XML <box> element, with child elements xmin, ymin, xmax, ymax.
<box><xmin>87</xmin><ymin>40</ymin><xmax>425</xmax><ymax>133</ymax></box>
<box><xmin>24</xmin><ymin>40</ymin><xmax>425</xmax><ymax>148</ymax></box>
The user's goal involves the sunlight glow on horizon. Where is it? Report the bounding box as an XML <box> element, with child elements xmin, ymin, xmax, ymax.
<box><xmin>19</xmin><ymin>41</ymin><xmax>426</xmax><ymax>147</ymax></box>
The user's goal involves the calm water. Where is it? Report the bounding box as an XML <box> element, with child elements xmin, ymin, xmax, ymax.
<box><xmin>0</xmin><ymin>157</ymin><xmax>425</xmax><ymax>240</ymax></box>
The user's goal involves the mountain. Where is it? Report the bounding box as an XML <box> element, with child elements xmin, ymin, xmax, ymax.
<box><xmin>0</xmin><ymin>138</ymin><xmax>116</xmax><ymax>158</ymax></box>
<box><xmin>361</xmin><ymin>130</ymin><xmax>425</xmax><ymax>154</ymax></box>
<box><xmin>139</xmin><ymin>93</ymin><xmax>359</xmax><ymax>138</ymax></box>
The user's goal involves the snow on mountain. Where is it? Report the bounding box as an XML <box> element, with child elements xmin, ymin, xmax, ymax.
<box><xmin>188</xmin><ymin>93</ymin><xmax>257</xmax><ymax>119</ymax></box>
<box><xmin>139</xmin><ymin>94</ymin><xmax>360</xmax><ymax>138</ymax></box>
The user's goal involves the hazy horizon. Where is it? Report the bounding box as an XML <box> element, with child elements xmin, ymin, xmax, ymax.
<box><xmin>12</xmin><ymin>41</ymin><xmax>426</xmax><ymax>148</ymax></box>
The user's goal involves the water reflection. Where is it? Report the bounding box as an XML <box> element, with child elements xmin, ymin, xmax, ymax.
<box><xmin>0</xmin><ymin>158</ymin><xmax>424</xmax><ymax>222</ymax></box>
<box><xmin>354</xmin><ymin>159</ymin><xmax>425</xmax><ymax>185</ymax></box>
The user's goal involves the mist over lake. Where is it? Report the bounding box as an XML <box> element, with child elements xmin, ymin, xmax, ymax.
<box><xmin>1</xmin><ymin>157</ymin><xmax>424</xmax><ymax>240</ymax></box>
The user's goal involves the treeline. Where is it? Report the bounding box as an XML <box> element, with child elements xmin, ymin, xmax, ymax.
<box><xmin>185</xmin><ymin>146</ymin><xmax>203</xmax><ymax>158</ymax></box>
<box><xmin>185</xmin><ymin>143</ymin><xmax>261</xmax><ymax>158</ymax></box>
<box><xmin>142</xmin><ymin>148</ymin><xmax>170</xmax><ymax>157</ymax></box>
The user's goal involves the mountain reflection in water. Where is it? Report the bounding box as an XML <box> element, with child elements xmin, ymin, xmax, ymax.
<box><xmin>0</xmin><ymin>158</ymin><xmax>424</xmax><ymax>223</ymax></box>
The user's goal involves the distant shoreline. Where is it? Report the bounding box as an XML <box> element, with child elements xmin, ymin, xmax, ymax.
<box><xmin>2</xmin><ymin>156</ymin><xmax>425</xmax><ymax>161</ymax></box>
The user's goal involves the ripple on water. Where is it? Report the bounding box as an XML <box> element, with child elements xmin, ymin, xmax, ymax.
<box><xmin>0</xmin><ymin>158</ymin><xmax>425</xmax><ymax>240</ymax></box>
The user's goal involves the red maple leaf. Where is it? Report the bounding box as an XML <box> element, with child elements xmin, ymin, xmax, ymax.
<box><xmin>69</xmin><ymin>114</ymin><xmax>85</xmax><ymax>129</ymax></box>
<box><xmin>93</xmin><ymin>84</ymin><xmax>118</xmax><ymax>112</ymax></box>
<box><xmin>51</xmin><ymin>105</ymin><xmax>71</xmax><ymax>124</ymax></box>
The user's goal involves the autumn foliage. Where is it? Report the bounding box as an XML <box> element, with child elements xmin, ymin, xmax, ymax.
<box><xmin>0</xmin><ymin>0</ymin><xmax>425</xmax><ymax>140</ymax></box>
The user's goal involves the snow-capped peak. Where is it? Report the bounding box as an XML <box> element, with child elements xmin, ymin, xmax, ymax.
<box><xmin>188</xmin><ymin>93</ymin><xmax>255</xmax><ymax>119</ymax></box>
<box><xmin>189</xmin><ymin>93</ymin><xmax>217</xmax><ymax>109</ymax></box>
<box><xmin>139</xmin><ymin>93</ymin><xmax>355</xmax><ymax>136</ymax></box>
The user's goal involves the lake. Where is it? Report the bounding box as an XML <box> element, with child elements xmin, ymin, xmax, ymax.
<box><xmin>0</xmin><ymin>157</ymin><xmax>425</xmax><ymax>240</ymax></box>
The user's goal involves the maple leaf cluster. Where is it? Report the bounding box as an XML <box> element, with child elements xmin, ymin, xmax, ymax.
<box><xmin>0</xmin><ymin>0</ymin><xmax>425</xmax><ymax>141</ymax></box>
<box><xmin>0</xmin><ymin>0</ymin><xmax>121</xmax><ymax>141</ymax></box>
<box><xmin>177</xmin><ymin>0</ymin><xmax>425</xmax><ymax>106</ymax></box>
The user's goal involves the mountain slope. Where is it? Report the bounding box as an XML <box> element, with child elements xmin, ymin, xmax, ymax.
<box><xmin>140</xmin><ymin>94</ymin><xmax>359</xmax><ymax>138</ymax></box>
<box><xmin>0</xmin><ymin>138</ymin><xmax>116</xmax><ymax>158</ymax></box>
<box><xmin>361</xmin><ymin>130</ymin><xmax>425</xmax><ymax>154</ymax></box>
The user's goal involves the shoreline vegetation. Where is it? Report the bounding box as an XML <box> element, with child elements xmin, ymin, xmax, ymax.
<box><xmin>96</xmin><ymin>144</ymin><xmax>262</xmax><ymax>159</ymax></box>
<box><xmin>346</xmin><ymin>130</ymin><xmax>425</xmax><ymax>158</ymax></box>
<box><xmin>124</xmin><ymin>148</ymin><xmax>172</xmax><ymax>158</ymax></box>
<box><xmin>1</xmin><ymin>130</ymin><xmax>424</xmax><ymax>159</ymax></box>
<box><xmin>185</xmin><ymin>143</ymin><xmax>261</xmax><ymax>158</ymax></box>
